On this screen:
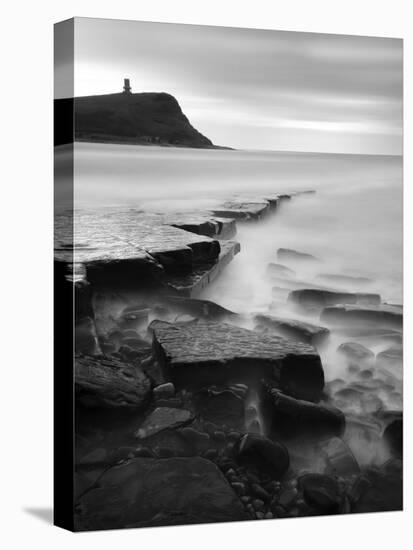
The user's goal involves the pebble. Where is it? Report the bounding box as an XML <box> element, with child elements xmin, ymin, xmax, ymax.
<box><xmin>240</xmin><ymin>496</ymin><xmax>251</xmax><ymax>504</ymax></box>
<box><xmin>252</xmin><ymin>499</ymin><xmax>265</xmax><ymax>512</ymax></box>
<box><xmin>153</xmin><ymin>382</ymin><xmax>175</xmax><ymax>399</ymax></box>
<box><xmin>231</xmin><ymin>482</ymin><xmax>247</xmax><ymax>496</ymax></box>
<box><xmin>251</xmin><ymin>483</ymin><xmax>271</xmax><ymax>502</ymax></box>
<box><xmin>264</xmin><ymin>512</ymin><xmax>273</xmax><ymax>519</ymax></box>
<box><xmin>255</xmin><ymin>511</ymin><xmax>265</xmax><ymax>519</ymax></box>
<box><xmin>202</xmin><ymin>448</ymin><xmax>218</xmax><ymax>460</ymax></box>
<box><xmin>278</xmin><ymin>488</ymin><xmax>298</xmax><ymax>507</ymax></box>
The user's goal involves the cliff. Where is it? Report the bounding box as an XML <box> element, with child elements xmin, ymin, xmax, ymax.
<box><xmin>55</xmin><ymin>92</ymin><xmax>218</xmax><ymax>148</ymax></box>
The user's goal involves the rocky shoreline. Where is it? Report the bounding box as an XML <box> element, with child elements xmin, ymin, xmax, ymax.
<box><xmin>55</xmin><ymin>190</ymin><xmax>402</xmax><ymax>530</ymax></box>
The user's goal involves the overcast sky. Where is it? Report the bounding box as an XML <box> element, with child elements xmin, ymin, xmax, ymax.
<box><xmin>69</xmin><ymin>18</ymin><xmax>402</xmax><ymax>155</ymax></box>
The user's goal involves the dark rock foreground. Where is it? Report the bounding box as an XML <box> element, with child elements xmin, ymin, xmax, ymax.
<box><xmin>150</xmin><ymin>319</ymin><xmax>325</xmax><ymax>401</ymax></box>
<box><xmin>75</xmin><ymin>457</ymin><xmax>248</xmax><ymax>530</ymax></box>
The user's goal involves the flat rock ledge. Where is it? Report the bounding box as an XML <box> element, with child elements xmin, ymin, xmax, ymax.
<box><xmin>75</xmin><ymin>354</ymin><xmax>151</xmax><ymax>409</ymax></box>
<box><xmin>320</xmin><ymin>304</ymin><xmax>403</xmax><ymax>330</ymax></box>
<box><xmin>150</xmin><ymin>319</ymin><xmax>325</xmax><ymax>401</ymax></box>
<box><xmin>254</xmin><ymin>314</ymin><xmax>330</xmax><ymax>346</ymax></box>
<box><xmin>75</xmin><ymin>456</ymin><xmax>248</xmax><ymax>530</ymax></box>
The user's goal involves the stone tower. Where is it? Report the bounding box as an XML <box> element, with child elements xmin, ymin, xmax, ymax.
<box><xmin>123</xmin><ymin>78</ymin><xmax>132</xmax><ymax>94</ymax></box>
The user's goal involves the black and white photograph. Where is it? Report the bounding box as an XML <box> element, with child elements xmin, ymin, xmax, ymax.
<box><xmin>53</xmin><ymin>17</ymin><xmax>404</xmax><ymax>531</ymax></box>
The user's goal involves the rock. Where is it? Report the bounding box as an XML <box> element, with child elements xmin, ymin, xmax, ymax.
<box><xmin>278</xmin><ymin>488</ymin><xmax>298</xmax><ymax>508</ymax></box>
<box><xmin>266</xmin><ymin>263</ymin><xmax>296</xmax><ymax>278</ymax></box>
<box><xmin>195</xmin><ymin>386</ymin><xmax>245</xmax><ymax>429</ymax></box>
<box><xmin>212</xmin><ymin>200</ymin><xmax>270</xmax><ymax>221</ymax></box>
<box><xmin>202</xmin><ymin>449</ymin><xmax>218</xmax><ymax>460</ymax></box>
<box><xmin>316</xmin><ymin>273</ymin><xmax>373</xmax><ymax>287</ymax></box>
<box><xmin>255</xmin><ymin>314</ymin><xmax>329</xmax><ymax>346</ymax></box>
<box><xmin>231</xmin><ymin>482</ymin><xmax>247</xmax><ymax>496</ymax></box>
<box><xmin>322</xmin><ymin>437</ymin><xmax>360</xmax><ymax>477</ymax></box>
<box><xmin>320</xmin><ymin>305</ymin><xmax>402</xmax><ymax>330</ymax></box>
<box><xmin>266</xmin><ymin>387</ymin><xmax>345</xmax><ymax>440</ymax></box>
<box><xmin>134</xmin><ymin>407</ymin><xmax>193</xmax><ymax>439</ymax></box>
<box><xmin>277</xmin><ymin>248</ymin><xmax>319</xmax><ymax>264</ymax></box>
<box><xmin>180</xmin><ymin>427</ymin><xmax>210</xmax><ymax>450</ymax></box>
<box><xmin>160</xmin><ymin>296</ymin><xmax>237</xmax><ymax>321</ymax></box>
<box><xmin>75</xmin><ymin>457</ymin><xmax>248</xmax><ymax>530</ymax></box>
<box><xmin>337</xmin><ymin>342</ymin><xmax>374</xmax><ymax>366</ymax></box>
<box><xmin>299</xmin><ymin>474</ymin><xmax>340</xmax><ymax>513</ymax></box>
<box><xmin>383</xmin><ymin>418</ymin><xmax>403</xmax><ymax>458</ymax></box>
<box><xmin>121</xmin><ymin>336</ymin><xmax>149</xmax><ymax>350</ymax></box>
<box><xmin>236</xmin><ymin>434</ymin><xmax>290</xmax><ymax>479</ymax></box>
<box><xmin>75</xmin><ymin>317</ymin><xmax>100</xmax><ymax>355</ymax></box>
<box><xmin>213</xmin><ymin>430</ymin><xmax>226</xmax><ymax>442</ymax></box>
<box><xmin>376</xmin><ymin>346</ymin><xmax>403</xmax><ymax>368</ymax></box>
<box><xmin>75</xmin><ymin>354</ymin><xmax>151</xmax><ymax>409</ymax></box>
<box><xmin>348</xmin><ymin>475</ymin><xmax>371</xmax><ymax>507</ymax></box>
<box><xmin>134</xmin><ymin>446</ymin><xmax>156</xmax><ymax>458</ymax></box>
<box><xmin>165</xmin><ymin>240</ymin><xmax>241</xmax><ymax>297</ymax></box>
<box><xmin>352</xmin><ymin>468</ymin><xmax>402</xmax><ymax>513</ymax></box>
<box><xmin>289</xmin><ymin>289</ymin><xmax>381</xmax><ymax>309</ymax></box>
<box><xmin>251</xmin><ymin>484</ymin><xmax>271</xmax><ymax>502</ymax></box>
<box><xmin>79</xmin><ymin>447</ymin><xmax>108</xmax><ymax>466</ymax></box>
<box><xmin>150</xmin><ymin>319</ymin><xmax>325</xmax><ymax>401</ymax></box>
<box><xmin>252</xmin><ymin>499</ymin><xmax>266</xmax><ymax>511</ymax></box>
<box><xmin>153</xmin><ymin>382</ymin><xmax>175</xmax><ymax>399</ymax></box>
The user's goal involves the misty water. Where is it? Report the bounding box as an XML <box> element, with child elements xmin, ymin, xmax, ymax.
<box><xmin>72</xmin><ymin>142</ymin><xmax>402</xmax><ymax>467</ymax></box>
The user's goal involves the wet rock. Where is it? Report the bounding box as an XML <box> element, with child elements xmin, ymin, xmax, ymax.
<box><xmin>337</xmin><ymin>342</ymin><xmax>374</xmax><ymax>372</ymax></box>
<box><xmin>267</xmin><ymin>263</ymin><xmax>296</xmax><ymax>278</ymax></box>
<box><xmin>352</xmin><ymin>467</ymin><xmax>402</xmax><ymax>513</ymax></box>
<box><xmin>180</xmin><ymin>427</ymin><xmax>210</xmax><ymax>450</ymax></box>
<box><xmin>231</xmin><ymin>482</ymin><xmax>247</xmax><ymax>496</ymax></box>
<box><xmin>252</xmin><ymin>498</ymin><xmax>266</xmax><ymax>511</ymax></box>
<box><xmin>383</xmin><ymin>417</ymin><xmax>403</xmax><ymax>458</ymax></box>
<box><xmin>150</xmin><ymin>319</ymin><xmax>325</xmax><ymax>401</ymax></box>
<box><xmin>134</xmin><ymin>407</ymin><xmax>193</xmax><ymax>439</ymax></box>
<box><xmin>266</xmin><ymin>387</ymin><xmax>345</xmax><ymax>440</ymax></box>
<box><xmin>79</xmin><ymin>447</ymin><xmax>108</xmax><ymax>466</ymax></box>
<box><xmin>376</xmin><ymin>346</ymin><xmax>403</xmax><ymax>368</ymax></box>
<box><xmin>160</xmin><ymin>296</ymin><xmax>237</xmax><ymax>321</ymax></box>
<box><xmin>255</xmin><ymin>314</ymin><xmax>329</xmax><ymax>346</ymax></box>
<box><xmin>320</xmin><ymin>305</ymin><xmax>402</xmax><ymax>330</ymax></box>
<box><xmin>75</xmin><ymin>457</ymin><xmax>249</xmax><ymax>530</ymax></box>
<box><xmin>75</xmin><ymin>317</ymin><xmax>100</xmax><ymax>355</ymax></box>
<box><xmin>235</xmin><ymin>434</ymin><xmax>290</xmax><ymax>478</ymax></box>
<box><xmin>299</xmin><ymin>474</ymin><xmax>340</xmax><ymax>513</ymax></box>
<box><xmin>251</xmin><ymin>484</ymin><xmax>271</xmax><ymax>502</ymax></box>
<box><xmin>348</xmin><ymin>475</ymin><xmax>371</xmax><ymax>507</ymax></box>
<box><xmin>195</xmin><ymin>386</ymin><xmax>245</xmax><ymax>429</ymax></box>
<box><xmin>134</xmin><ymin>446</ymin><xmax>156</xmax><ymax>458</ymax></box>
<box><xmin>202</xmin><ymin>448</ymin><xmax>219</xmax><ymax>460</ymax></box>
<box><xmin>153</xmin><ymin>382</ymin><xmax>175</xmax><ymax>399</ymax></box>
<box><xmin>277</xmin><ymin>248</ymin><xmax>319</xmax><ymax>264</ymax></box>
<box><xmin>289</xmin><ymin>289</ymin><xmax>381</xmax><ymax>309</ymax></box>
<box><xmin>316</xmin><ymin>273</ymin><xmax>373</xmax><ymax>287</ymax></box>
<box><xmin>278</xmin><ymin>488</ymin><xmax>298</xmax><ymax>508</ymax></box>
<box><xmin>118</xmin><ymin>308</ymin><xmax>150</xmax><ymax>330</ymax></box>
<box><xmin>121</xmin><ymin>336</ymin><xmax>149</xmax><ymax>350</ymax></box>
<box><xmin>212</xmin><ymin>200</ymin><xmax>270</xmax><ymax>220</ymax></box>
<box><xmin>165</xmin><ymin>240</ymin><xmax>240</xmax><ymax>297</ymax></box>
<box><xmin>75</xmin><ymin>354</ymin><xmax>151</xmax><ymax>409</ymax></box>
<box><xmin>322</xmin><ymin>437</ymin><xmax>360</xmax><ymax>477</ymax></box>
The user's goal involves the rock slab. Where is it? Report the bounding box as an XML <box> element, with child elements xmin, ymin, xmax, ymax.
<box><xmin>75</xmin><ymin>457</ymin><xmax>248</xmax><ymax>530</ymax></box>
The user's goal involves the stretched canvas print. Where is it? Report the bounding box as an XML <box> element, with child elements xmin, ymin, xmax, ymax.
<box><xmin>54</xmin><ymin>18</ymin><xmax>403</xmax><ymax>531</ymax></box>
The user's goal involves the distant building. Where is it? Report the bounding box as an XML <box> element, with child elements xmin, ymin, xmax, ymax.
<box><xmin>123</xmin><ymin>78</ymin><xmax>132</xmax><ymax>94</ymax></box>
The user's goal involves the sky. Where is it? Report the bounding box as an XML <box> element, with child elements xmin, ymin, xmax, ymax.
<box><xmin>68</xmin><ymin>17</ymin><xmax>402</xmax><ymax>155</ymax></box>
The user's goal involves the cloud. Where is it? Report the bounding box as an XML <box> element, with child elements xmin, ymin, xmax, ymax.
<box><xmin>69</xmin><ymin>18</ymin><xmax>402</xmax><ymax>155</ymax></box>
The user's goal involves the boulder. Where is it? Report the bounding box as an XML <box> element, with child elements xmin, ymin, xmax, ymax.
<box><xmin>75</xmin><ymin>457</ymin><xmax>248</xmax><ymax>530</ymax></box>
<box><xmin>298</xmin><ymin>474</ymin><xmax>340</xmax><ymax>513</ymax></box>
<box><xmin>266</xmin><ymin>263</ymin><xmax>296</xmax><ymax>278</ymax></box>
<box><xmin>134</xmin><ymin>407</ymin><xmax>193</xmax><ymax>439</ymax></box>
<box><xmin>376</xmin><ymin>346</ymin><xmax>403</xmax><ymax>369</ymax></box>
<box><xmin>337</xmin><ymin>342</ymin><xmax>374</xmax><ymax>366</ymax></box>
<box><xmin>212</xmin><ymin>200</ymin><xmax>270</xmax><ymax>220</ymax></box>
<box><xmin>194</xmin><ymin>386</ymin><xmax>245</xmax><ymax>429</ymax></box>
<box><xmin>320</xmin><ymin>305</ymin><xmax>402</xmax><ymax>330</ymax></box>
<box><xmin>75</xmin><ymin>354</ymin><xmax>151</xmax><ymax>409</ymax></box>
<box><xmin>255</xmin><ymin>314</ymin><xmax>329</xmax><ymax>346</ymax></box>
<box><xmin>235</xmin><ymin>433</ymin><xmax>290</xmax><ymax>478</ymax></box>
<box><xmin>265</xmin><ymin>387</ymin><xmax>345</xmax><ymax>440</ymax></box>
<box><xmin>150</xmin><ymin>319</ymin><xmax>325</xmax><ymax>401</ymax></box>
<box><xmin>289</xmin><ymin>289</ymin><xmax>381</xmax><ymax>309</ymax></box>
<box><xmin>277</xmin><ymin>248</ymin><xmax>319</xmax><ymax>264</ymax></box>
<box><xmin>153</xmin><ymin>382</ymin><xmax>175</xmax><ymax>399</ymax></box>
<box><xmin>321</xmin><ymin>437</ymin><xmax>360</xmax><ymax>477</ymax></box>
